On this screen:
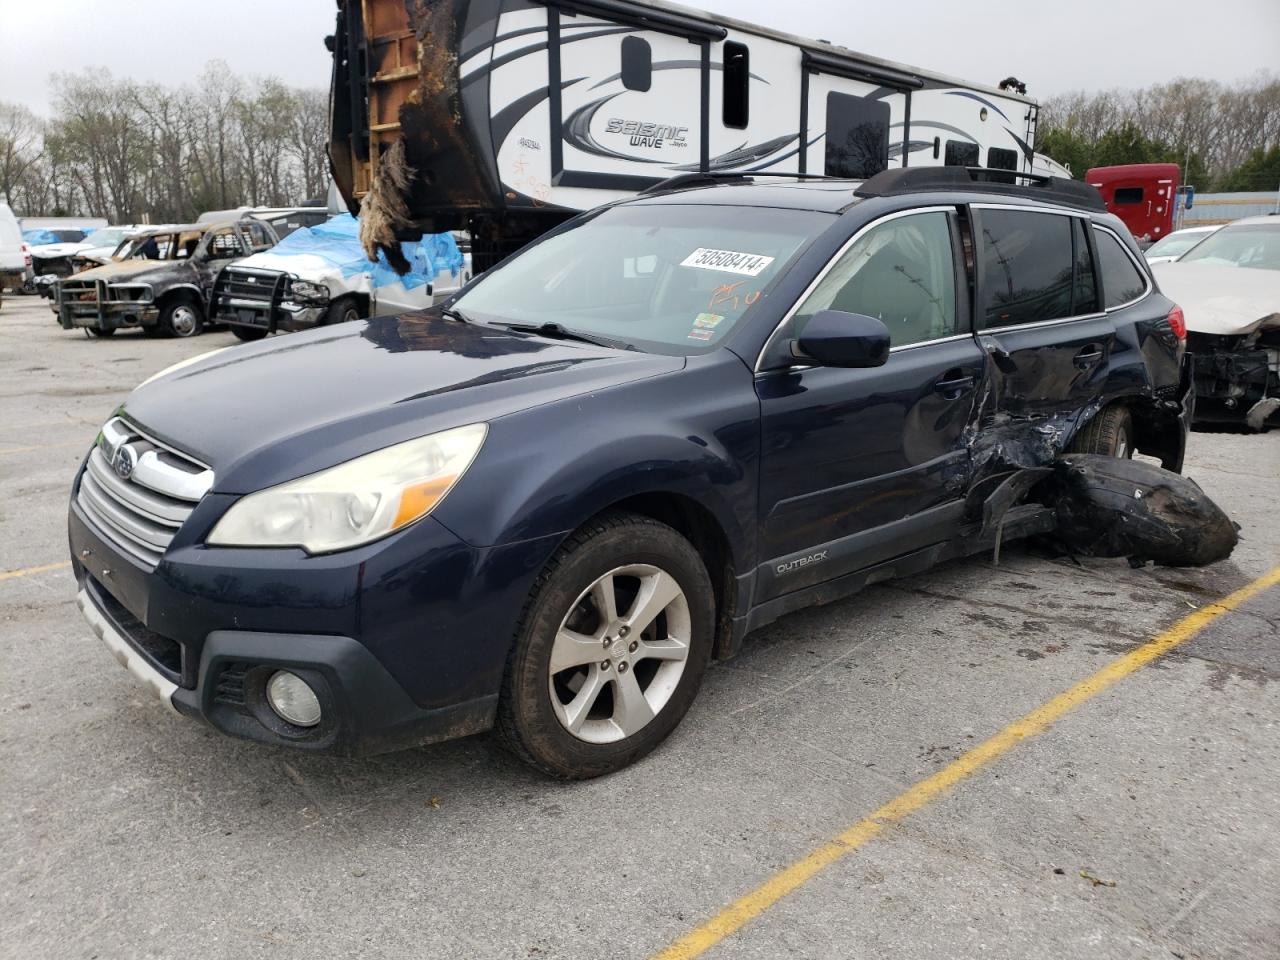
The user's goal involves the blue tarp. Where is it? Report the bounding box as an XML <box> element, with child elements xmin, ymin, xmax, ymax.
<box><xmin>23</xmin><ymin>229</ymin><xmax>62</xmax><ymax>245</ymax></box>
<box><xmin>267</xmin><ymin>214</ymin><xmax>464</xmax><ymax>291</ymax></box>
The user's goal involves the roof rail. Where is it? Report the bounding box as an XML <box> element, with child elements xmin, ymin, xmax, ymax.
<box><xmin>855</xmin><ymin>166</ymin><xmax>1106</xmax><ymax>212</ymax></box>
<box><xmin>640</xmin><ymin>171</ymin><xmax>841</xmax><ymax>195</ymax></box>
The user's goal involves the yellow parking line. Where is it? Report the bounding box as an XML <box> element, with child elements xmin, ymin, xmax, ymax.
<box><xmin>653</xmin><ymin>565</ymin><xmax>1280</xmax><ymax>960</ymax></box>
<box><xmin>0</xmin><ymin>560</ymin><xmax>73</xmax><ymax>582</ymax></box>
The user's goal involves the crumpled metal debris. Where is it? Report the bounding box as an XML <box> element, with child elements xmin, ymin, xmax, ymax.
<box><xmin>1045</xmin><ymin>455</ymin><xmax>1239</xmax><ymax>567</ymax></box>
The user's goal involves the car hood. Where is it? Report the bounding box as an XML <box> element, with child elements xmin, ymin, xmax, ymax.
<box><xmin>230</xmin><ymin>249</ymin><xmax>361</xmax><ymax>294</ymax></box>
<box><xmin>73</xmin><ymin>259</ymin><xmax>192</xmax><ymax>285</ymax></box>
<box><xmin>120</xmin><ymin>312</ymin><xmax>685</xmax><ymax>493</ymax></box>
<box><xmin>1152</xmin><ymin>262</ymin><xmax>1280</xmax><ymax>336</ymax></box>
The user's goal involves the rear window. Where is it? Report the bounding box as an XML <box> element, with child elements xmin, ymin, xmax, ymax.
<box><xmin>1095</xmin><ymin>230</ymin><xmax>1148</xmax><ymax>308</ymax></box>
<box><xmin>824</xmin><ymin>93</ymin><xmax>889</xmax><ymax>179</ymax></box>
<box><xmin>977</xmin><ymin>210</ymin><xmax>1075</xmax><ymax>328</ymax></box>
<box><xmin>1113</xmin><ymin>187</ymin><xmax>1144</xmax><ymax>204</ymax></box>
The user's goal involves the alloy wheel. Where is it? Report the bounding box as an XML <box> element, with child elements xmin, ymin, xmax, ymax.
<box><xmin>547</xmin><ymin>564</ymin><xmax>691</xmax><ymax>744</ymax></box>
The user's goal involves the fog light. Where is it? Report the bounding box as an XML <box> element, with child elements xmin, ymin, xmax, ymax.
<box><xmin>266</xmin><ymin>671</ymin><xmax>322</xmax><ymax>727</ymax></box>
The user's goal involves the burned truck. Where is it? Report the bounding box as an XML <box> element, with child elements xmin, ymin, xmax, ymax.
<box><xmin>328</xmin><ymin>0</ymin><xmax>1046</xmax><ymax>271</ymax></box>
<box><xmin>53</xmin><ymin>219</ymin><xmax>278</xmax><ymax>338</ymax></box>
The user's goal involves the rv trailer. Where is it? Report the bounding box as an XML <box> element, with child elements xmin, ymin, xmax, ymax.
<box><xmin>330</xmin><ymin>0</ymin><xmax>1043</xmax><ymax>270</ymax></box>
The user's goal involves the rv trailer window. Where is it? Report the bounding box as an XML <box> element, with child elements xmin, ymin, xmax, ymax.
<box><xmin>1113</xmin><ymin>187</ymin><xmax>1144</xmax><ymax>204</ymax></box>
<box><xmin>723</xmin><ymin>42</ymin><xmax>749</xmax><ymax>129</ymax></box>
<box><xmin>988</xmin><ymin>147</ymin><xmax>1018</xmax><ymax>171</ymax></box>
<box><xmin>824</xmin><ymin>93</ymin><xmax>890</xmax><ymax>179</ymax></box>
<box><xmin>944</xmin><ymin>140</ymin><xmax>980</xmax><ymax>167</ymax></box>
<box><xmin>620</xmin><ymin>36</ymin><xmax>652</xmax><ymax>92</ymax></box>
<box><xmin>977</xmin><ymin>209</ymin><xmax>1075</xmax><ymax>328</ymax></box>
<box><xmin>1094</xmin><ymin>230</ymin><xmax>1148</xmax><ymax>308</ymax></box>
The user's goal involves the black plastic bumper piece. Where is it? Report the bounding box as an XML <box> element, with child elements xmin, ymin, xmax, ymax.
<box><xmin>173</xmin><ymin>630</ymin><xmax>498</xmax><ymax>757</ymax></box>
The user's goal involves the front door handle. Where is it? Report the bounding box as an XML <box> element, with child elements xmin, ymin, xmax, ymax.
<box><xmin>1074</xmin><ymin>344</ymin><xmax>1105</xmax><ymax>368</ymax></box>
<box><xmin>934</xmin><ymin>369</ymin><xmax>976</xmax><ymax>398</ymax></box>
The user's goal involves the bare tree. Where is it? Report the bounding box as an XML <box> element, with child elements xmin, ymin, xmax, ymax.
<box><xmin>0</xmin><ymin>103</ymin><xmax>44</xmax><ymax>205</ymax></box>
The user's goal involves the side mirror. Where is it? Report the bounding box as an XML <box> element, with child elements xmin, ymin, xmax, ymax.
<box><xmin>793</xmin><ymin>310</ymin><xmax>891</xmax><ymax>368</ymax></box>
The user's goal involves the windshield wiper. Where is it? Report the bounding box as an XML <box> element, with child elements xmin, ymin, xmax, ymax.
<box><xmin>440</xmin><ymin>306</ymin><xmax>473</xmax><ymax>324</ymax></box>
<box><xmin>501</xmin><ymin>321</ymin><xmax>633</xmax><ymax>351</ymax></box>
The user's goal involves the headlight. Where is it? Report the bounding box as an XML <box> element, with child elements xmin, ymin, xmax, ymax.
<box><xmin>290</xmin><ymin>279</ymin><xmax>328</xmax><ymax>301</ymax></box>
<box><xmin>135</xmin><ymin>348</ymin><xmax>229</xmax><ymax>390</ymax></box>
<box><xmin>206</xmin><ymin>424</ymin><xmax>487</xmax><ymax>553</ymax></box>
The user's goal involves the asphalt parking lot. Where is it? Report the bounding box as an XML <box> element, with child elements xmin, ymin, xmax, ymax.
<box><xmin>2</xmin><ymin>294</ymin><xmax>1278</xmax><ymax>960</ymax></box>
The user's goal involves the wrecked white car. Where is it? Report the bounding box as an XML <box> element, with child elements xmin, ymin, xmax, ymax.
<box><xmin>1152</xmin><ymin>216</ymin><xmax>1280</xmax><ymax>429</ymax></box>
<box><xmin>208</xmin><ymin>214</ymin><xmax>469</xmax><ymax>341</ymax></box>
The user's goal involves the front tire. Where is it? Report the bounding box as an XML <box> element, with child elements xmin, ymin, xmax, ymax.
<box><xmin>498</xmin><ymin>512</ymin><xmax>715</xmax><ymax>779</ymax></box>
<box><xmin>321</xmin><ymin>296</ymin><xmax>363</xmax><ymax>326</ymax></box>
<box><xmin>1069</xmin><ymin>404</ymin><xmax>1134</xmax><ymax>458</ymax></box>
<box><xmin>159</xmin><ymin>299</ymin><xmax>203</xmax><ymax>338</ymax></box>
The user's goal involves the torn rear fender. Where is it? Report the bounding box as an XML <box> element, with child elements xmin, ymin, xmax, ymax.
<box><xmin>1045</xmin><ymin>454</ymin><xmax>1238</xmax><ymax>568</ymax></box>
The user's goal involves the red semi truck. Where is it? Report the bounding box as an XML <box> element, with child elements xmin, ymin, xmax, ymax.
<box><xmin>1085</xmin><ymin>163</ymin><xmax>1181</xmax><ymax>246</ymax></box>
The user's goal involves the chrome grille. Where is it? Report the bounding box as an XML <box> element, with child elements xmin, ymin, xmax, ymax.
<box><xmin>76</xmin><ymin>417</ymin><xmax>213</xmax><ymax>569</ymax></box>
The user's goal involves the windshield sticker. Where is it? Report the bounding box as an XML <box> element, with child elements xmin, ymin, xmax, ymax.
<box><xmin>693</xmin><ymin>313</ymin><xmax>724</xmax><ymax>329</ymax></box>
<box><xmin>681</xmin><ymin>248</ymin><xmax>775</xmax><ymax>277</ymax></box>
<box><xmin>687</xmin><ymin>328</ymin><xmax>715</xmax><ymax>341</ymax></box>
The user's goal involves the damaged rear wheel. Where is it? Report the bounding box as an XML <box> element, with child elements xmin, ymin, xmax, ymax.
<box><xmin>1069</xmin><ymin>405</ymin><xmax>1134</xmax><ymax>459</ymax></box>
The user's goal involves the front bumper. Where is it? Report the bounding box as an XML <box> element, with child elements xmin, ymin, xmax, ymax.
<box><xmin>215</xmin><ymin>301</ymin><xmax>326</xmax><ymax>333</ymax></box>
<box><xmin>69</xmin><ymin>480</ymin><xmax>557</xmax><ymax>756</ymax></box>
<box><xmin>57</xmin><ymin>298</ymin><xmax>159</xmax><ymax>331</ymax></box>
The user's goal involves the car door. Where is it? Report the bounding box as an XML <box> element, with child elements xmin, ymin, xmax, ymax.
<box><xmin>754</xmin><ymin>206</ymin><xmax>986</xmax><ymax>602</ymax></box>
<box><xmin>970</xmin><ymin>205</ymin><xmax>1116</xmax><ymax>420</ymax></box>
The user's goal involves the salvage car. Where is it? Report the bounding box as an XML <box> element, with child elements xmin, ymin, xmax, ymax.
<box><xmin>1152</xmin><ymin>215</ymin><xmax>1280</xmax><ymax>428</ymax></box>
<box><xmin>69</xmin><ymin>168</ymin><xmax>1191</xmax><ymax>777</ymax></box>
<box><xmin>31</xmin><ymin>226</ymin><xmax>144</xmax><ymax>297</ymax></box>
<box><xmin>1143</xmin><ymin>225</ymin><xmax>1219</xmax><ymax>265</ymax></box>
<box><xmin>208</xmin><ymin>214</ymin><xmax>468</xmax><ymax>341</ymax></box>
<box><xmin>53</xmin><ymin>219</ymin><xmax>278</xmax><ymax>337</ymax></box>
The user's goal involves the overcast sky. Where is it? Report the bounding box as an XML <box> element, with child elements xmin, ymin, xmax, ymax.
<box><xmin>2</xmin><ymin>0</ymin><xmax>1276</xmax><ymax>113</ymax></box>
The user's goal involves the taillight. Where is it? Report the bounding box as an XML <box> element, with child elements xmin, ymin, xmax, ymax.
<box><xmin>21</xmin><ymin>242</ymin><xmax>31</xmax><ymax>267</ymax></box>
<box><xmin>1166</xmin><ymin>305</ymin><xmax>1186</xmax><ymax>342</ymax></box>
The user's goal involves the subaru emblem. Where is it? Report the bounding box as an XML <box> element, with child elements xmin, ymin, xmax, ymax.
<box><xmin>112</xmin><ymin>445</ymin><xmax>137</xmax><ymax>480</ymax></box>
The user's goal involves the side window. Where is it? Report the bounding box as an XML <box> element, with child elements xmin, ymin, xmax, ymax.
<box><xmin>945</xmin><ymin>140</ymin><xmax>980</xmax><ymax>167</ymax></box>
<box><xmin>987</xmin><ymin>147</ymin><xmax>1018</xmax><ymax>171</ymax></box>
<box><xmin>722</xmin><ymin>42</ymin><xmax>749</xmax><ymax>129</ymax></box>
<box><xmin>620</xmin><ymin>36</ymin><xmax>652</xmax><ymax>92</ymax></box>
<box><xmin>824</xmin><ymin>92</ymin><xmax>889</xmax><ymax>180</ymax></box>
<box><xmin>977</xmin><ymin>210</ymin><xmax>1073</xmax><ymax>328</ymax></box>
<box><xmin>245</xmin><ymin>222</ymin><xmax>274</xmax><ymax>251</ymax></box>
<box><xmin>1095</xmin><ymin>229</ymin><xmax>1148</xmax><ymax>308</ymax></box>
<box><xmin>206</xmin><ymin>229</ymin><xmax>242</xmax><ymax>259</ymax></box>
<box><xmin>792</xmin><ymin>211</ymin><xmax>958</xmax><ymax>349</ymax></box>
<box><xmin>1071</xmin><ymin>218</ymin><xmax>1099</xmax><ymax>315</ymax></box>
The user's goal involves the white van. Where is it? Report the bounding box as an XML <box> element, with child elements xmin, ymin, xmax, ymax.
<box><xmin>0</xmin><ymin>203</ymin><xmax>33</xmax><ymax>309</ymax></box>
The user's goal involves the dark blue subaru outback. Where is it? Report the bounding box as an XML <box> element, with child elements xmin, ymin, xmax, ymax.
<box><xmin>70</xmin><ymin>168</ymin><xmax>1191</xmax><ymax>778</ymax></box>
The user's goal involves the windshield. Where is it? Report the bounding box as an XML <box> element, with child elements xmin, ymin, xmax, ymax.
<box><xmin>1145</xmin><ymin>230</ymin><xmax>1213</xmax><ymax>259</ymax></box>
<box><xmin>118</xmin><ymin>231</ymin><xmax>203</xmax><ymax>261</ymax></box>
<box><xmin>1178</xmin><ymin>223</ymin><xmax>1280</xmax><ymax>271</ymax></box>
<box><xmin>452</xmin><ymin>204</ymin><xmax>833</xmax><ymax>354</ymax></box>
<box><xmin>85</xmin><ymin>228</ymin><xmax>130</xmax><ymax>248</ymax></box>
